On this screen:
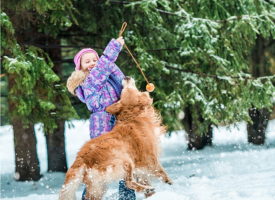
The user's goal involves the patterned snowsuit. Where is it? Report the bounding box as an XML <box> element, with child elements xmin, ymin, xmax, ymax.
<box><xmin>75</xmin><ymin>39</ymin><xmax>124</xmax><ymax>139</ymax></box>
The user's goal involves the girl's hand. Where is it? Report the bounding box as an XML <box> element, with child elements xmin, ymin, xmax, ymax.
<box><xmin>116</xmin><ymin>36</ymin><xmax>125</xmax><ymax>45</ymax></box>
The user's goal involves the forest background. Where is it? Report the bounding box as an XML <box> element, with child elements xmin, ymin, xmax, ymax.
<box><xmin>1</xmin><ymin>0</ymin><xmax>275</xmax><ymax>181</ymax></box>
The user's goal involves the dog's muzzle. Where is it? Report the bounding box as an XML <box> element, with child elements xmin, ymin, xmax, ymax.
<box><xmin>122</xmin><ymin>76</ymin><xmax>136</xmax><ymax>89</ymax></box>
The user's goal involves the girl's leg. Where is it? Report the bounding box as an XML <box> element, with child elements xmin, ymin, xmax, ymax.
<box><xmin>119</xmin><ymin>180</ymin><xmax>136</xmax><ymax>200</ymax></box>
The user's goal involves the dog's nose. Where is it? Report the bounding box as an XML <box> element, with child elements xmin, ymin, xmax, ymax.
<box><xmin>124</xmin><ymin>76</ymin><xmax>131</xmax><ymax>81</ymax></box>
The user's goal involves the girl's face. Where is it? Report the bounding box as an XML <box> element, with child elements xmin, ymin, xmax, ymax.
<box><xmin>80</xmin><ymin>52</ymin><xmax>98</xmax><ymax>71</ymax></box>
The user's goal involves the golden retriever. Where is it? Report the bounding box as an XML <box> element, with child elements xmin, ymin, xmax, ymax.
<box><xmin>59</xmin><ymin>76</ymin><xmax>173</xmax><ymax>200</ymax></box>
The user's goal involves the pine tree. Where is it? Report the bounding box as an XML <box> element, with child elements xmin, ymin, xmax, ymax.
<box><xmin>61</xmin><ymin>0</ymin><xmax>274</xmax><ymax>149</ymax></box>
<box><xmin>1</xmin><ymin>0</ymin><xmax>78</xmax><ymax>180</ymax></box>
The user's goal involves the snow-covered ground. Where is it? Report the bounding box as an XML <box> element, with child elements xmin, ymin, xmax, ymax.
<box><xmin>1</xmin><ymin>119</ymin><xmax>275</xmax><ymax>200</ymax></box>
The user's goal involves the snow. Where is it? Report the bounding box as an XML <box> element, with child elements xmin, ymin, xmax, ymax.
<box><xmin>1</xmin><ymin>119</ymin><xmax>275</xmax><ymax>200</ymax></box>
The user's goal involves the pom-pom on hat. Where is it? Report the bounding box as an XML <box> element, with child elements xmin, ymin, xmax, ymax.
<box><xmin>74</xmin><ymin>48</ymin><xmax>99</xmax><ymax>71</ymax></box>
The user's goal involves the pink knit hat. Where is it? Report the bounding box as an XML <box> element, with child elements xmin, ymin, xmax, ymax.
<box><xmin>74</xmin><ymin>48</ymin><xmax>99</xmax><ymax>71</ymax></box>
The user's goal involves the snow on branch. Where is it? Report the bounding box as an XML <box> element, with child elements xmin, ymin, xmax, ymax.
<box><xmin>165</xmin><ymin>65</ymin><xmax>275</xmax><ymax>81</ymax></box>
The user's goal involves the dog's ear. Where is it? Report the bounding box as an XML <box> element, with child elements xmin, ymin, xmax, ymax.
<box><xmin>139</xmin><ymin>92</ymin><xmax>153</xmax><ymax>105</ymax></box>
<box><xmin>106</xmin><ymin>101</ymin><xmax>122</xmax><ymax>115</ymax></box>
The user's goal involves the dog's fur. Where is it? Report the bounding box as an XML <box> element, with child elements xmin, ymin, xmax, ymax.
<box><xmin>59</xmin><ymin>77</ymin><xmax>173</xmax><ymax>200</ymax></box>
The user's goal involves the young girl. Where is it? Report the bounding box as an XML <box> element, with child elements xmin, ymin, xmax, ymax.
<box><xmin>67</xmin><ymin>37</ymin><xmax>136</xmax><ymax>200</ymax></box>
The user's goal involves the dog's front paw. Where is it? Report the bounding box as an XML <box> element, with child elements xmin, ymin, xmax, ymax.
<box><xmin>145</xmin><ymin>190</ymin><xmax>155</xmax><ymax>198</ymax></box>
<box><xmin>145</xmin><ymin>186</ymin><xmax>155</xmax><ymax>194</ymax></box>
<box><xmin>165</xmin><ymin>177</ymin><xmax>173</xmax><ymax>185</ymax></box>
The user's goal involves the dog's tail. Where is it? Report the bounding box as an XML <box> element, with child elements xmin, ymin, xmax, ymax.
<box><xmin>59</xmin><ymin>159</ymin><xmax>85</xmax><ymax>200</ymax></box>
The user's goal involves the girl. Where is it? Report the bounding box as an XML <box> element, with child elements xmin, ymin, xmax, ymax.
<box><xmin>67</xmin><ymin>37</ymin><xmax>136</xmax><ymax>200</ymax></box>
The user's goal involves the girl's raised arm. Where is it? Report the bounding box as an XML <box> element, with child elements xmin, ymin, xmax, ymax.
<box><xmin>85</xmin><ymin>39</ymin><xmax>123</xmax><ymax>91</ymax></box>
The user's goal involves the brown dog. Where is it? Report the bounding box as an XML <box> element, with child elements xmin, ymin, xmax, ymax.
<box><xmin>59</xmin><ymin>77</ymin><xmax>173</xmax><ymax>200</ymax></box>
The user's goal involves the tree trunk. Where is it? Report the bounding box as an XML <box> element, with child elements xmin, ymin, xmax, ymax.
<box><xmin>182</xmin><ymin>105</ymin><xmax>212</xmax><ymax>150</ymax></box>
<box><xmin>247</xmin><ymin>107</ymin><xmax>270</xmax><ymax>145</ymax></box>
<box><xmin>202</xmin><ymin>124</ymin><xmax>213</xmax><ymax>146</ymax></box>
<box><xmin>8</xmin><ymin>75</ymin><xmax>42</xmax><ymax>181</ymax></box>
<box><xmin>12</xmin><ymin>119</ymin><xmax>42</xmax><ymax>181</ymax></box>
<box><xmin>248</xmin><ymin>35</ymin><xmax>270</xmax><ymax>145</ymax></box>
<box><xmin>45</xmin><ymin>120</ymin><xmax>68</xmax><ymax>172</ymax></box>
<box><xmin>43</xmin><ymin>36</ymin><xmax>68</xmax><ymax>172</ymax></box>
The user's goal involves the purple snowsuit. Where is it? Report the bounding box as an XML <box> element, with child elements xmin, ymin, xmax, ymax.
<box><xmin>75</xmin><ymin>39</ymin><xmax>124</xmax><ymax>139</ymax></box>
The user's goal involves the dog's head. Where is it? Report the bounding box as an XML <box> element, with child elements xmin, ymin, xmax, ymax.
<box><xmin>106</xmin><ymin>76</ymin><xmax>153</xmax><ymax>119</ymax></box>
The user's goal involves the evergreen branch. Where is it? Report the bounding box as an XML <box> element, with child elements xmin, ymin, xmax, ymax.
<box><xmin>165</xmin><ymin>65</ymin><xmax>275</xmax><ymax>81</ymax></box>
<box><xmin>156</xmin><ymin>9</ymin><xmax>273</xmax><ymax>24</ymax></box>
<box><xmin>107</xmin><ymin>0</ymin><xmax>130</xmax><ymax>4</ymax></box>
<box><xmin>21</xmin><ymin>43</ymin><xmax>180</xmax><ymax>53</ymax></box>
<box><xmin>166</xmin><ymin>65</ymin><xmax>220</xmax><ymax>78</ymax></box>
<box><xmin>147</xmin><ymin>47</ymin><xmax>180</xmax><ymax>52</ymax></box>
<box><xmin>108</xmin><ymin>0</ymin><xmax>274</xmax><ymax>24</ymax></box>
<box><xmin>20</xmin><ymin>43</ymin><xmax>130</xmax><ymax>55</ymax></box>
<box><xmin>21</xmin><ymin>43</ymin><xmax>105</xmax><ymax>50</ymax></box>
<box><xmin>156</xmin><ymin>9</ymin><xmax>243</xmax><ymax>23</ymax></box>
